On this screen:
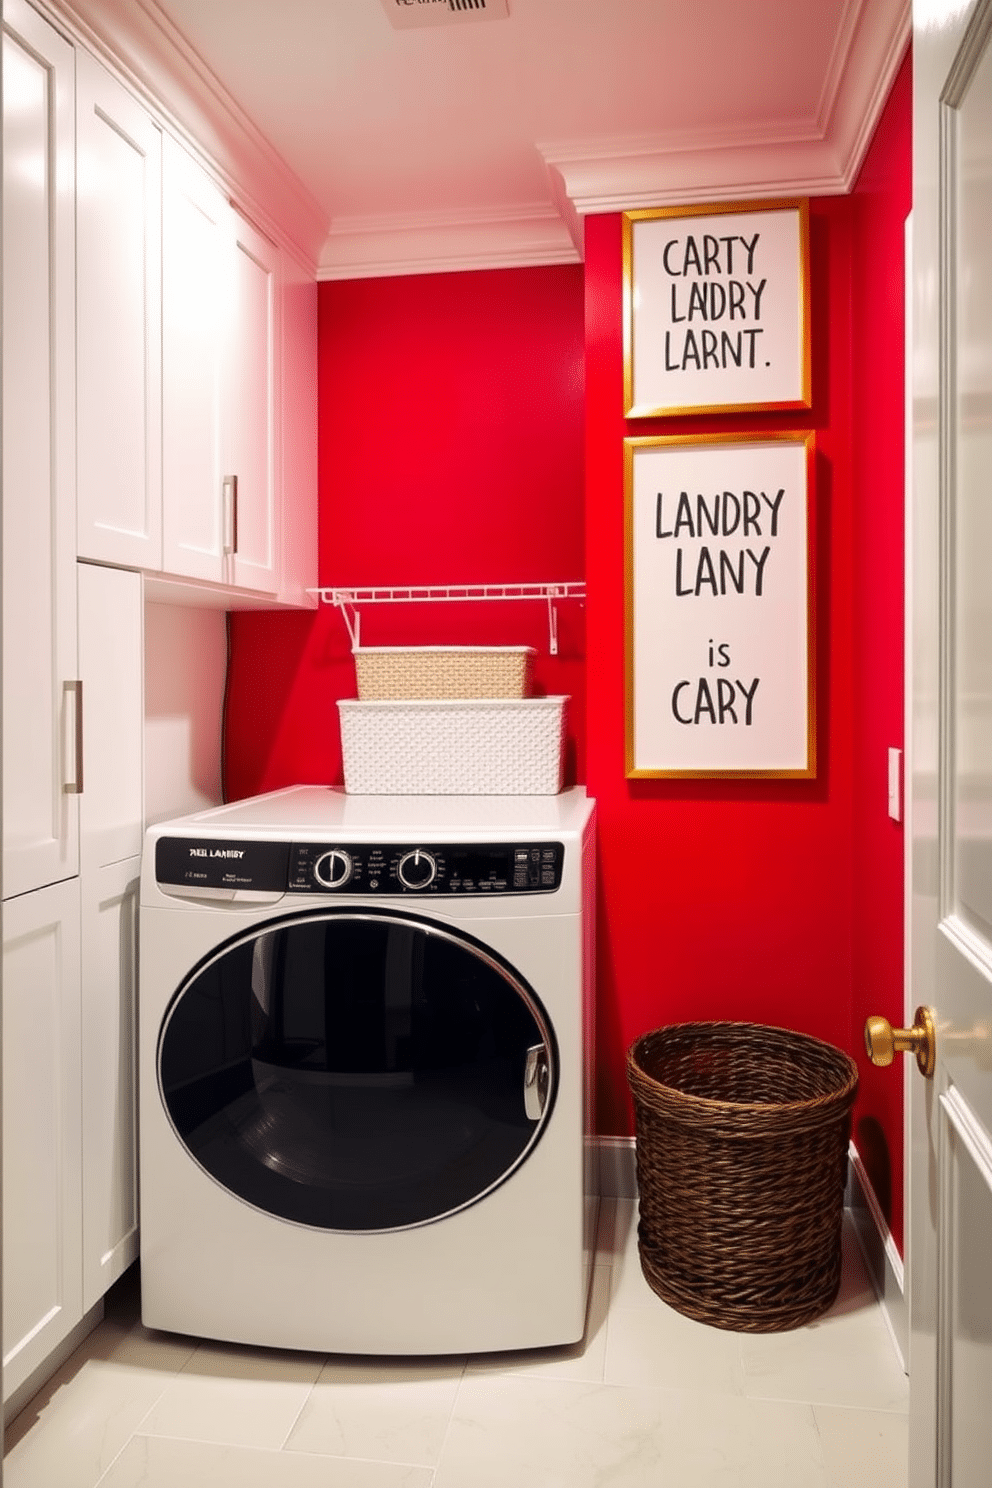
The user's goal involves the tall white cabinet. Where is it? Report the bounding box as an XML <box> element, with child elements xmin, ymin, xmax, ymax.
<box><xmin>3</xmin><ymin>5</ymin><xmax>147</xmax><ymax>1406</ymax></box>
<box><xmin>2</xmin><ymin>0</ymin><xmax>318</xmax><ymax>1415</ymax></box>
<box><xmin>2</xmin><ymin>0</ymin><xmax>85</xmax><ymax>1400</ymax></box>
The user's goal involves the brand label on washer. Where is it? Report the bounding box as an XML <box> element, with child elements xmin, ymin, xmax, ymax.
<box><xmin>156</xmin><ymin>838</ymin><xmax>290</xmax><ymax>890</ymax></box>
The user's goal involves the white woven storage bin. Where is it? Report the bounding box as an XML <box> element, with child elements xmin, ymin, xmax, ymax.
<box><xmin>338</xmin><ymin>696</ymin><xmax>568</xmax><ymax>795</ymax></box>
<box><xmin>353</xmin><ymin>646</ymin><xmax>535</xmax><ymax>700</ymax></box>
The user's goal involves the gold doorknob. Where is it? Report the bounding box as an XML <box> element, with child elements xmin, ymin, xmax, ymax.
<box><xmin>864</xmin><ymin>1006</ymin><xmax>936</xmax><ymax>1078</ymax></box>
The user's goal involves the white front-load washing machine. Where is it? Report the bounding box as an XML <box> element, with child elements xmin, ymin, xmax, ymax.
<box><xmin>139</xmin><ymin>785</ymin><xmax>596</xmax><ymax>1355</ymax></box>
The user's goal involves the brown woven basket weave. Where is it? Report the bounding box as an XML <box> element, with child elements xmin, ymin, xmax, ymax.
<box><xmin>627</xmin><ymin>1022</ymin><xmax>859</xmax><ymax>1333</ymax></box>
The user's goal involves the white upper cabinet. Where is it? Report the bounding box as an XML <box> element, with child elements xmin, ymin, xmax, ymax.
<box><xmin>162</xmin><ymin>135</ymin><xmax>230</xmax><ymax>582</ymax></box>
<box><xmin>75</xmin><ymin>51</ymin><xmax>163</xmax><ymax>570</ymax></box>
<box><xmin>2</xmin><ymin>0</ymin><xmax>79</xmax><ymax>901</ymax></box>
<box><xmin>163</xmin><ymin>136</ymin><xmax>281</xmax><ymax>594</ymax></box>
<box><xmin>227</xmin><ymin>211</ymin><xmax>281</xmax><ymax>593</ymax></box>
<box><xmin>11</xmin><ymin>4</ymin><xmax>313</xmax><ymax>613</ymax></box>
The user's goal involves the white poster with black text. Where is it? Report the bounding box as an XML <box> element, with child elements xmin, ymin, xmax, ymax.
<box><xmin>625</xmin><ymin>433</ymin><xmax>814</xmax><ymax>778</ymax></box>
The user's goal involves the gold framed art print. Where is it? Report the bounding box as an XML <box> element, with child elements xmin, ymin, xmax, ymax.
<box><xmin>623</xmin><ymin>199</ymin><xmax>812</xmax><ymax>419</ymax></box>
<box><xmin>624</xmin><ymin>430</ymin><xmax>816</xmax><ymax>779</ymax></box>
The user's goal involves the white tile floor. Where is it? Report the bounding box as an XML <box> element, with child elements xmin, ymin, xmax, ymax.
<box><xmin>3</xmin><ymin>1200</ymin><xmax>909</xmax><ymax>1488</ymax></box>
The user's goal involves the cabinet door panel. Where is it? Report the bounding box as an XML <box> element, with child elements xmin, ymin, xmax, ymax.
<box><xmin>2</xmin><ymin>0</ymin><xmax>78</xmax><ymax>901</ymax></box>
<box><xmin>76</xmin><ymin>51</ymin><xmax>162</xmax><ymax>568</ymax></box>
<box><xmin>78</xmin><ymin>563</ymin><xmax>144</xmax><ymax>869</ymax></box>
<box><xmin>2</xmin><ymin>878</ymin><xmax>83</xmax><ymax>1399</ymax></box>
<box><xmin>78</xmin><ymin>567</ymin><xmax>143</xmax><ymax>1308</ymax></box>
<box><xmin>228</xmin><ymin>213</ymin><xmax>280</xmax><ymax>593</ymax></box>
<box><xmin>162</xmin><ymin>136</ymin><xmax>229</xmax><ymax>582</ymax></box>
<box><xmin>81</xmin><ymin>857</ymin><xmax>140</xmax><ymax>1309</ymax></box>
<box><xmin>279</xmin><ymin>260</ymin><xmax>318</xmax><ymax>607</ymax></box>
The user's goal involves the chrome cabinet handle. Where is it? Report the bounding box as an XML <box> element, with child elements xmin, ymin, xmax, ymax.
<box><xmin>64</xmin><ymin>679</ymin><xmax>83</xmax><ymax>794</ymax></box>
<box><xmin>223</xmin><ymin>474</ymin><xmax>239</xmax><ymax>555</ymax></box>
<box><xmin>524</xmin><ymin>1044</ymin><xmax>550</xmax><ymax>1121</ymax></box>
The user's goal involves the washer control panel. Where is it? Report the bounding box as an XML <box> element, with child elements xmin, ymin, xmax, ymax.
<box><xmin>156</xmin><ymin>838</ymin><xmax>564</xmax><ymax>896</ymax></box>
<box><xmin>288</xmin><ymin>841</ymin><xmax>564</xmax><ymax>895</ymax></box>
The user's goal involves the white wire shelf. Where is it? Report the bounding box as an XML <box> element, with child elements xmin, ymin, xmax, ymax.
<box><xmin>314</xmin><ymin>582</ymin><xmax>586</xmax><ymax>654</ymax></box>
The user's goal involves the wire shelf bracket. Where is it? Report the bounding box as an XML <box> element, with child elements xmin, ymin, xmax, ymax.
<box><xmin>314</xmin><ymin>582</ymin><xmax>586</xmax><ymax>655</ymax></box>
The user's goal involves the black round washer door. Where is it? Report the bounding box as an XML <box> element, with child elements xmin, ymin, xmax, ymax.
<box><xmin>158</xmin><ymin>909</ymin><xmax>557</xmax><ymax>1232</ymax></box>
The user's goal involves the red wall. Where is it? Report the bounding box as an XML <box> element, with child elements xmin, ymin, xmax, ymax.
<box><xmin>584</xmin><ymin>199</ymin><xmax>856</xmax><ymax>1130</ymax></box>
<box><xmin>224</xmin><ymin>264</ymin><xmax>587</xmax><ymax>801</ymax></box>
<box><xmin>225</xmin><ymin>64</ymin><xmax>910</xmax><ymax>1246</ymax></box>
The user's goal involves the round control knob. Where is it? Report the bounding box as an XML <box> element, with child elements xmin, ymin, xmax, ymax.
<box><xmin>313</xmin><ymin>849</ymin><xmax>353</xmax><ymax>890</ymax></box>
<box><xmin>397</xmin><ymin>848</ymin><xmax>437</xmax><ymax>890</ymax></box>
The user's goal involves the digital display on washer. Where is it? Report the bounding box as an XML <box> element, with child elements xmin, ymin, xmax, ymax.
<box><xmin>156</xmin><ymin>837</ymin><xmax>290</xmax><ymax>891</ymax></box>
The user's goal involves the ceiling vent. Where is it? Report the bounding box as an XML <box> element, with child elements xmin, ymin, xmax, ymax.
<box><xmin>379</xmin><ymin>0</ymin><xmax>509</xmax><ymax>29</ymax></box>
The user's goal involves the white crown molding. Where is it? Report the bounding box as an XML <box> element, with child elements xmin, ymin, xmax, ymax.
<box><xmin>540</xmin><ymin>0</ymin><xmax>910</xmax><ymax>252</ymax></box>
<box><xmin>542</xmin><ymin>134</ymin><xmax>850</xmax><ymax>249</ymax></box>
<box><xmin>39</xmin><ymin>0</ymin><xmax>328</xmax><ymax>272</ymax></box>
<box><xmin>824</xmin><ymin>0</ymin><xmax>912</xmax><ymax>191</ymax></box>
<box><xmin>317</xmin><ymin>205</ymin><xmax>580</xmax><ymax>282</ymax></box>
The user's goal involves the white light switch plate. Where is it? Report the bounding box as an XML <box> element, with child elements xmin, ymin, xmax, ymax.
<box><xmin>888</xmin><ymin>747</ymin><xmax>902</xmax><ymax>822</ymax></box>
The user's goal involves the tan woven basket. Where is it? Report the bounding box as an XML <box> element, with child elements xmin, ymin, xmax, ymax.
<box><xmin>353</xmin><ymin>646</ymin><xmax>535</xmax><ymax>700</ymax></box>
<box><xmin>627</xmin><ymin>1022</ymin><xmax>858</xmax><ymax>1333</ymax></box>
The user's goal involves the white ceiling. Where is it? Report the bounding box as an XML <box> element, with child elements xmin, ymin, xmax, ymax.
<box><xmin>63</xmin><ymin>0</ymin><xmax>910</xmax><ymax>276</ymax></box>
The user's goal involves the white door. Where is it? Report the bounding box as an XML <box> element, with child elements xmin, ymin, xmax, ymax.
<box><xmin>910</xmin><ymin>2</ymin><xmax>992</xmax><ymax>1483</ymax></box>
<box><xmin>2</xmin><ymin>0</ymin><xmax>79</xmax><ymax>901</ymax></box>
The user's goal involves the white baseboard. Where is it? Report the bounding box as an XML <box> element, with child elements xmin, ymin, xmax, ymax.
<box><xmin>846</xmin><ymin>1142</ymin><xmax>908</xmax><ymax>1371</ymax></box>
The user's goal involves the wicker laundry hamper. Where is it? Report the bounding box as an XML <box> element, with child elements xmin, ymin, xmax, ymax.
<box><xmin>627</xmin><ymin>1022</ymin><xmax>859</xmax><ymax>1333</ymax></box>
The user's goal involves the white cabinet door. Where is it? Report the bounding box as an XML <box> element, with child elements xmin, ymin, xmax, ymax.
<box><xmin>2</xmin><ymin>0</ymin><xmax>79</xmax><ymax>902</ymax></box>
<box><xmin>78</xmin><ymin>564</ymin><xmax>143</xmax><ymax>1307</ymax></box>
<box><xmin>78</xmin><ymin>563</ymin><xmax>144</xmax><ymax>869</ymax></box>
<box><xmin>162</xmin><ymin>135</ymin><xmax>229</xmax><ymax>583</ymax></box>
<box><xmin>279</xmin><ymin>257</ymin><xmax>318</xmax><ymax>607</ymax></box>
<box><xmin>76</xmin><ymin>50</ymin><xmax>162</xmax><ymax>569</ymax></box>
<box><xmin>162</xmin><ymin>138</ymin><xmax>281</xmax><ymax>595</ymax></box>
<box><xmin>80</xmin><ymin>855</ymin><xmax>140</xmax><ymax>1310</ymax></box>
<box><xmin>2</xmin><ymin>877</ymin><xmax>83</xmax><ymax>1401</ymax></box>
<box><xmin>227</xmin><ymin>210</ymin><xmax>281</xmax><ymax>594</ymax></box>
